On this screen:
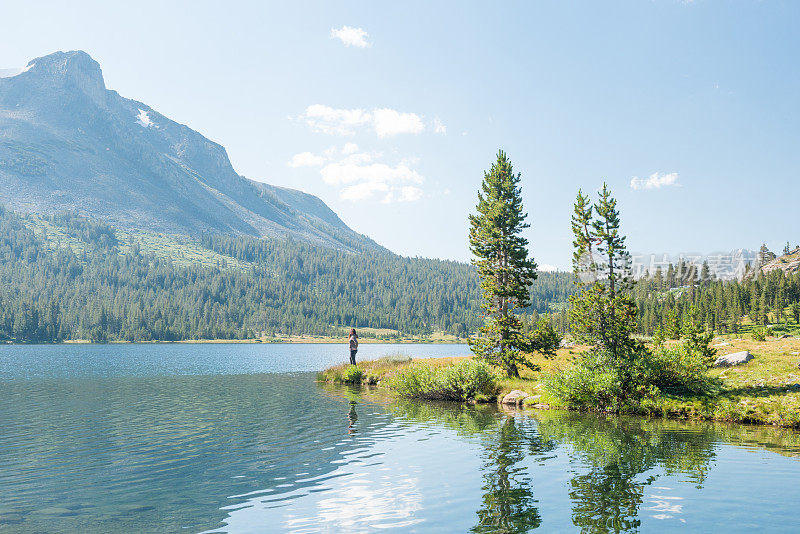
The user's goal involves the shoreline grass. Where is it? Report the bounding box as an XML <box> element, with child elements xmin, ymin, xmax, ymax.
<box><xmin>318</xmin><ymin>337</ymin><xmax>800</xmax><ymax>428</ymax></box>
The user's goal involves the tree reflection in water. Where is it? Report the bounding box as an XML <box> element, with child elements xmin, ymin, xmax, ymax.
<box><xmin>471</xmin><ymin>413</ymin><xmax>554</xmax><ymax>533</ymax></box>
<box><xmin>384</xmin><ymin>401</ymin><xmax>548</xmax><ymax>532</ymax></box>
<box><xmin>336</xmin><ymin>388</ymin><xmax>799</xmax><ymax>534</ymax></box>
<box><xmin>534</xmin><ymin>412</ymin><xmax>718</xmax><ymax>533</ymax></box>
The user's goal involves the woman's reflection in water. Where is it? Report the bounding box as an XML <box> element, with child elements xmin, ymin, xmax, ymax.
<box><xmin>347</xmin><ymin>400</ymin><xmax>358</xmax><ymax>434</ymax></box>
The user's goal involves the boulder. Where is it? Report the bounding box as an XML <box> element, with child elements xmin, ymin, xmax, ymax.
<box><xmin>501</xmin><ymin>390</ymin><xmax>529</xmax><ymax>405</ymax></box>
<box><xmin>713</xmin><ymin>351</ymin><xmax>753</xmax><ymax>367</ymax></box>
<box><xmin>531</xmin><ymin>403</ymin><xmax>550</xmax><ymax>409</ymax></box>
<box><xmin>522</xmin><ymin>395</ymin><xmax>542</xmax><ymax>406</ymax></box>
<box><xmin>714</xmin><ymin>342</ymin><xmax>731</xmax><ymax>347</ymax></box>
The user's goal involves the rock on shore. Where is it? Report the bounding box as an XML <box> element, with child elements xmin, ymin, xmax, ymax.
<box><xmin>501</xmin><ymin>390</ymin><xmax>529</xmax><ymax>405</ymax></box>
<box><xmin>714</xmin><ymin>351</ymin><xmax>753</xmax><ymax>367</ymax></box>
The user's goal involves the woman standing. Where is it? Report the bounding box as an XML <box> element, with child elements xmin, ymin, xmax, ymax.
<box><xmin>348</xmin><ymin>328</ymin><xmax>358</xmax><ymax>365</ymax></box>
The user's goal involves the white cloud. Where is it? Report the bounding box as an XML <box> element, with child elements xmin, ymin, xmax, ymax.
<box><xmin>288</xmin><ymin>145</ymin><xmax>375</xmax><ymax>169</ymax></box>
<box><xmin>539</xmin><ymin>264</ymin><xmax>559</xmax><ymax>272</ymax></box>
<box><xmin>301</xmin><ymin>104</ymin><xmax>371</xmax><ymax>135</ymax></box>
<box><xmin>397</xmin><ymin>186</ymin><xmax>423</xmax><ymax>202</ymax></box>
<box><xmin>341</xmin><ymin>181</ymin><xmax>389</xmax><ymax>201</ymax></box>
<box><xmin>297</xmin><ymin>105</ymin><xmax>425</xmax><ymax>137</ymax></box>
<box><xmin>320</xmin><ymin>158</ymin><xmax>424</xmax><ymax>203</ymax></box>
<box><xmin>372</xmin><ymin>108</ymin><xmax>425</xmax><ymax>137</ymax></box>
<box><xmin>330</xmin><ymin>26</ymin><xmax>371</xmax><ymax>48</ymax></box>
<box><xmin>433</xmin><ymin>117</ymin><xmax>447</xmax><ymax>135</ymax></box>
<box><xmin>381</xmin><ymin>185</ymin><xmax>423</xmax><ymax>204</ymax></box>
<box><xmin>320</xmin><ymin>161</ymin><xmax>422</xmax><ymax>186</ymax></box>
<box><xmin>380</xmin><ymin>185</ymin><xmax>424</xmax><ymax>203</ymax></box>
<box><xmin>287</xmin><ymin>151</ymin><xmax>326</xmax><ymax>168</ymax></box>
<box><xmin>339</xmin><ymin>151</ymin><xmax>377</xmax><ymax>165</ymax></box>
<box><xmin>630</xmin><ymin>172</ymin><xmax>680</xmax><ymax>190</ymax></box>
<box><xmin>287</xmin><ymin>143</ymin><xmax>426</xmax><ymax>203</ymax></box>
<box><xmin>321</xmin><ymin>146</ymin><xmax>339</xmax><ymax>158</ymax></box>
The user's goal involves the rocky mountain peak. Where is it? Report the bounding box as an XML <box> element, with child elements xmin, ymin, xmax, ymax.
<box><xmin>0</xmin><ymin>50</ymin><xmax>379</xmax><ymax>253</ymax></box>
<box><xmin>12</xmin><ymin>50</ymin><xmax>108</xmax><ymax>107</ymax></box>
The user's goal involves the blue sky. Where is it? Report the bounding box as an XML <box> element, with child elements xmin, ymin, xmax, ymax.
<box><xmin>1</xmin><ymin>1</ymin><xmax>798</xmax><ymax>268</ymax></box>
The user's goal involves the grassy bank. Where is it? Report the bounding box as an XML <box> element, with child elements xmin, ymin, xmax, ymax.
<box><xmin>318</xmin><ymin>337</ymin><xmax>800</xmax><ymax>428</ymax></box>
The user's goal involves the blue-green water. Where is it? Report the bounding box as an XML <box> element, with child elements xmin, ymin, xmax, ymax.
<box><xmin>1</xmin><ymin>344</ymin><xmax>799</xmax><ymax>533</ymax></box>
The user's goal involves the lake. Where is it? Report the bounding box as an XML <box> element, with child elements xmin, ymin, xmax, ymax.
<box><xmin>1</xmin><ymin>344</ymin><xmax>799</xmax><ymax>533</ymax></box>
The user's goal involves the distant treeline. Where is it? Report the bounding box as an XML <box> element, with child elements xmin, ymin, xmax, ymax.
<box><xmin>631</xmin><ymin>265</ymin><xmax>800</xmax><ymax>336</ymax></box>
<box><xmin>0</xmin><ymin>207</ymin><xmax>576</xmax><ymax>343</ymax></box>
<box><xmin>542</xmin><ymin>261</ymin><xmax>800</xmax><ymax>336</ymax></box>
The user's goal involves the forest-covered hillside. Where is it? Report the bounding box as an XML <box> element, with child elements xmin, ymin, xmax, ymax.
<box><xmin>542</xmin><ymin>258</ymin><xmax>800</xmax><ymax>338</ymax></box>
<box><xmin>0</xmin><ymin>207</ymin><xmax>575</xmax><ymax>343</ymax></box>
<box><xmin>630</xmin><ymin>266</ymin><xmax>800</xmax><ymax>337</ymax></box>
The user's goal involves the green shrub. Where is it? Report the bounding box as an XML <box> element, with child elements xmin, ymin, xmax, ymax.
<box><xmin>544</xmin><ymin>349</ymin><xmax>638</xmax><ymax>410</ymax></box>
<box><xmin>544</xmin><ymin>342</ymin><xmax>719</xmax><ymax>411</ymax></box>
<box><xmin>643</xmin><ymin>344</ymin><xmax>720</xmax><ymax>395</ymax></box>
<box><xmin>680</xmin><ymin>313</ymin><xmax>717</xmax><ymax>366</ymax></box>
<box><xmin>388</xmin><ymin>359</ymin><xmax>500</xmax><ymax>401</ymax></box>
<box><xmin>340</xmin><ymin>365</ymin><xmax>364</xmax><ymax>384</ymax></box>
<box><xmin>751</xmin><ymin>327</ymin><xmax>767</xmax><ymax>341</ymax></box>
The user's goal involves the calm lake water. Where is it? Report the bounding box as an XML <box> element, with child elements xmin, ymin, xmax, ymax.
<box><xmin>1</xmin><ymin>344</ymin><xmax>800</xmax><ymax>533</ymax></box>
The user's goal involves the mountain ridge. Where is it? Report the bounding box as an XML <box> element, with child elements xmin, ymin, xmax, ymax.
<box><xmin>0</xmin><ymin>50</ymin><xmax>380</xmax><ymax>252</ymax></box>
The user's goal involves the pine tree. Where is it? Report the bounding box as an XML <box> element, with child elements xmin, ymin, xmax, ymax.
<box><xmin>653</xmin><ymin>267</ymin><xmax>664</xmax><ymax>291</ymax></box>
<box><xmin>681</xmin><ymin>306</ymin><xmax>717</xmax><ymax>366</ymax></box>
<box><xmin>750</xmin><ymin>291</ymin><xmax>760</xmax><ymax>326</ymax></box>
<box><xmin>759</xmin><ymin>292</ymin><xmax>769</xmax><ymax>326</ymax></box>
<box><xmin>758</xmin><ymin>244</ymin><xmax>775</xmax><ymax>269</ymax></box>
<box><xmin>593</xmin><ymin>183</ymin><xmax>631</xmax><ymax>298</ymax></box>
<box><xmin>571</xmin><ymin>189</ymin><xmax>594</xmax><ymax>281</ymax></box>
<box><xmin>666</xmin><ymin>264</ymin><xmax>676</xmax><ymax>288</ymax></box>
<box><xmin>775</xmin><ymin>284</ymin><xmax>785</xmax><ymax>325</ymax></box>
<box><xmin>468</xmin><ymin>150</ymin><xmax>538</xmax><ymax>377</ymax></box>
<box><xmin>568</xmin><ymin>185</ymin><xmax>639</xmax><ymax>361</ymax></box>
<box><xmin>665</xmin><ymin>307</ymin><xmax>681</xmax><ymax>340</ymax></box>
<box><xmin>700</xmin><ymin>261</ymin><xmax>711</xmax><ymax>285</ymax></box>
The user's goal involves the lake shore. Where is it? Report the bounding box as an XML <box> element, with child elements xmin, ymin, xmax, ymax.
<box><xmin>320</xmin><ymin>337</ymin><xmax>800</xmax><ymax>429</ymax></box>
<box><xmin>30</xmin><ymin>335</ymin><xmax>469</xmax><ymax>345</ymax></box>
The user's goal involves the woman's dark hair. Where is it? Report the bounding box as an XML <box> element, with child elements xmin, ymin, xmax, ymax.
<box><xmin>350</xmin><ymin>328</ymin><xmax>357</xmax><ymax>337</ymax></box>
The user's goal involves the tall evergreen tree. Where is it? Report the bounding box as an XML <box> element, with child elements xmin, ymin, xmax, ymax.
<box><xmin>758</xmin><ymin>243</ymin><xmax>775</xmax><ymax>269</ymax></box>
<box><xmin>468</xmin><ymin>150</ymin><xmax>538</xmax><ymax>377</ymax></box>
<box><xmin>568</xmin><ymin>185</ymin><xmax>639</xmax><ymax>361</ymax></box>
<box><xmin>653</xmin><ymin>267</ymin><xmax>664</xmax><ymax>291</ymax></box>
<box><xmin>571</xmin><ymin>189</ymin><xmax>595</xmax><ymax>281</ymax></box>
<box><xmin>592</xmin><ymin>183</ymin><xmax>631</xmax><ymax>297</ymax></box>
<box><xmin>700</xmin><ymin>261</ymin><xmax>711</xmax><ymax>285</ymax></box>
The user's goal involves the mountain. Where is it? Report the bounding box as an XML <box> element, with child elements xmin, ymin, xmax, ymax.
<box><xmin>0</xmin><ymin>51</ymin><xmax>378</xmax><ymax>251</ymax></box>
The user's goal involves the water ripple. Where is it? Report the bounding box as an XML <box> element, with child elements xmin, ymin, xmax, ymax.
<box><xmin>1</xmin><ymin>346</ymin><xmax>800</xmax><ymax>533</ymax></box>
